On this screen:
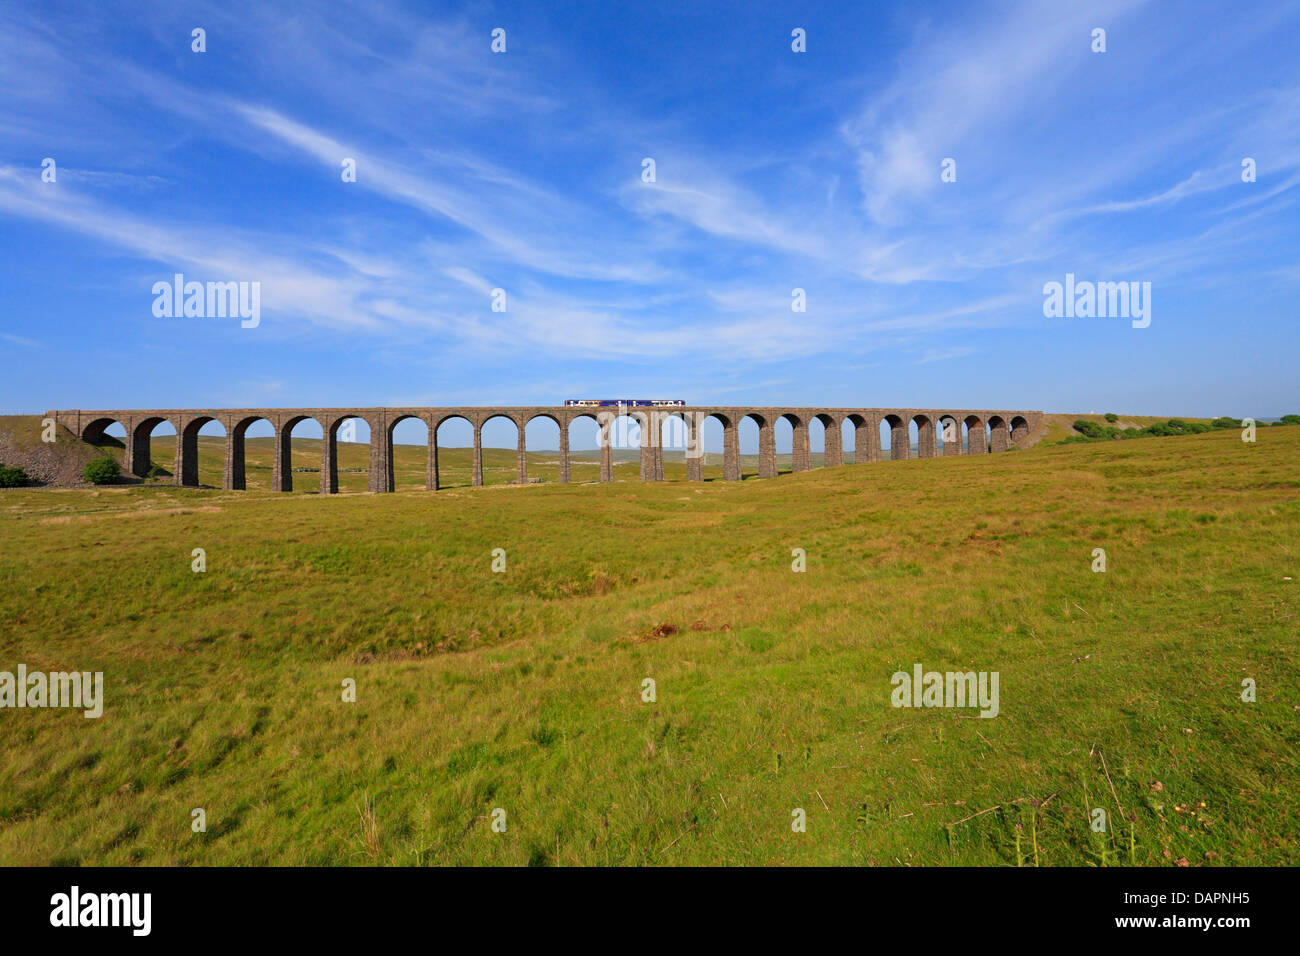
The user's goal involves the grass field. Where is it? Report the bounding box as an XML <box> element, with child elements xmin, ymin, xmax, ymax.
<box><xmin>1</xmin><ymin>426</ymin><xmax>1297</xmax><ymax>866</ymax></box>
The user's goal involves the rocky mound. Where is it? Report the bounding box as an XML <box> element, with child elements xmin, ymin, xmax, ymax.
<box><xmin>0</xmin><ymin>415</ymin><xmax>119</xmax><ymax>488</ymax></box>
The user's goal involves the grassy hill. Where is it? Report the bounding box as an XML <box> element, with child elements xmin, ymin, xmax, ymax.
<box><xmin>1</xmin><ymin>425</ymin><xmax>1297</xmax><ymax>865</ymax></box>
<box><xmin>1038</xmin><ymin>413</ymin><xmax>1216</xmax><ymax>445</ymax></box>
<box><xmin>0</xmin><ymin>415</ymin><xmax>111</xmax><ymax>487</ymax></box>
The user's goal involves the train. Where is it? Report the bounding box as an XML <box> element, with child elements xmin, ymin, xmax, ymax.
<box><xmin>563</xmin><ymin>399</ymin><xmax>687</xmax><ymax>408</ymax></box>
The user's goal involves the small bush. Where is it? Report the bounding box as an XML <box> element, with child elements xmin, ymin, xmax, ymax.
<box><xmin>0</xmin><ymin>463</ymin><xmax>27</xmax><ymax>488</ymax></box>
<box><xmin>1211</xmin><ymin>417</ymin><xmax>1239</xmax><ymax>429</ymax></box>
<box><xmin>1103</xmin><ymin>413</ymin><xmax>1118</xmax><ymax>423</ymax></box>
<box><xmin>1073</xmin><ymin>419</ymin><xmax>1107</xmax><ymax>439</ymax></box>
<box><xmin>83</xmin><ymin>457</ymin><xmax>121</xmax><ymax>485</ymax></box>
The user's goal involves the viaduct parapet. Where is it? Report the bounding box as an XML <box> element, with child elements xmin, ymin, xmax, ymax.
<box><xmin>47</xmin><ymin>406</ymin><xmax>1043</xmax><ymax>493</ymax></box>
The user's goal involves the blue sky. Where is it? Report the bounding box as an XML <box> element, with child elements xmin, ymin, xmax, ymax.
<box><xmin>2</xmin><ymin>0</ymin><xmax>1298</xmax><ymax>450</ymax></box>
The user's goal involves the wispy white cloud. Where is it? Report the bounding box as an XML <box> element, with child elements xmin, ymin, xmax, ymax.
<box><xmin>0</xmin><ymin>167</ymin><xmax>399</xmax><ymax>333</ymax></box>
<box><xmin>235</xmin><ymin>105</ymin><xmax>663</xmax><ymax>283</ymax></box>
<box><xmin>915</xmin><ymin>345</ymin><xmax>976</xmax><ymax>365</ymax></box>
<box><xmin>0</xmin><ymin>331</ymin><xmax>40</xmax><ymax>348</ymax></box>
<box><xmin>844</xmin><ymin>0</ymin><xmax>1151</xmax><ymax>226</ymax></box>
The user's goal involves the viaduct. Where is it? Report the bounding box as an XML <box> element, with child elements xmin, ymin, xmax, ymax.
<box><xmin>47</xmin><ymin>406</ymin><xmax>1043</xmax><ymax>494</ymax></box>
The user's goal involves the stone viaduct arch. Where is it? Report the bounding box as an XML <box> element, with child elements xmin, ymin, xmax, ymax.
<box><xmin>988</xmin><ymin>415</ymin><xmax>1010</xmax><ymax>453</ymax></box>
<box><xmin>48</xmin><ymin>406</ymin><xmax>1043</xmax><ymax>493</ymax></box>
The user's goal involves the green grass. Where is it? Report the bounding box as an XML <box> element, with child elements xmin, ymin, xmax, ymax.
<box><xmin>1</xmin><ymin>426</ymin><xmax>1297</xmax><ymax>866</ymax></box>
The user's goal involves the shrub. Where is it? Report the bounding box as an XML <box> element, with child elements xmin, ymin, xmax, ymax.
<box><xmin>1280</xmin><ymin>414</ymin><xmax>1300</xmax><ymax>426</ymax></box>
<box><xmin>0</xmin><ymin>463</ymin><xmax>27</xmax><ymax>488</ymax></box>
<box><xmin>1060</xmin><ymin>416</ymin><xmax>1218</xmax><ymax>446</ymax></box>
<box><xmin>83</xmin><ymin>457</ymin><xmax>121</xmax><ymax>485</ymax></box>
<box><xmin>1073</xmin><ymin>420</ymin><xmax>1107</xmax><ymax>439</ymax></box>
<box><xmin>1103</xmin><ymin>413</ymin><xmax>1118</xmax><ymax>423</ymax></box>
<box><xmin>1211</xmin><ymin>417</ymin><xmax>1239</xmax><ymax>429</ymax></box>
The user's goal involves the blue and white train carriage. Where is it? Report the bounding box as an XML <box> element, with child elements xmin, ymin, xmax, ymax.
<box><xmin>563</xmin><ymin>399</ymin><xmax>687</xmax><ymax>408</ymax></box>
